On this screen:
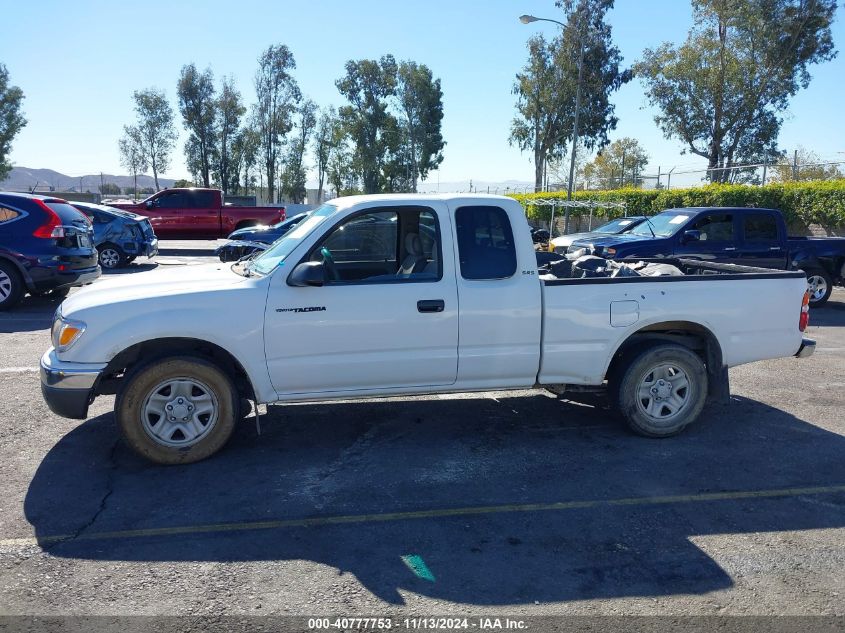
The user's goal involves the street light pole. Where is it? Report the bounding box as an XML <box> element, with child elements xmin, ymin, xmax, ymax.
<box><xmin>567</xmin><ymin>31</ymin><xmax>585</xmax><ymax>201</ymax></box>
<box><xmin>520</xmin><ymin>9</ymin><xmax>587</xmax><ymax>203</ymax></box>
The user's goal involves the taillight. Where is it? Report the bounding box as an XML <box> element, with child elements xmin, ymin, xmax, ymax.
<box><xmin>279</xmin><ymin>208</ymin><xmax>286</xmax><ymax>221</ymax></box>
<box><xmin>799</xmin><ymin>290</ymin><xmax>810</xmax><ymax>332</ymax></box>
<box><xmin>32</xmin><ymin>199</ymin><xmax>66</xmax><ymax>238</ymax></box>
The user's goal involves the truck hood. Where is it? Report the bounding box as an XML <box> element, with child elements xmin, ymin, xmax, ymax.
<box><xmin>550</xmin><ymin>232</ymin><xmax>594</xmax><ymax>248</ymax></box>
<box><xmin>61</xmin><ymin>263</ymin><xmax>252</xmax><ymax>316</ymax></box>
<box><xmin>569</xmin><ymin>232</ymin><xmax>664</xmax><ymax>249</ymax></box>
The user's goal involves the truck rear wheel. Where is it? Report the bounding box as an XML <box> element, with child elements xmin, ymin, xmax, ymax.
<box><xmin>116</xmin><ymin>356</ymin><xmax>238</xmax><ymax>465</ymax></box>
<box><xmin>614</xmin><ymin>343</ymin><xmax>708</xmax><ymax>438</ymax></box>
<box><xmin>805</xmin><ymin>268</ymin><xmax>833</xmax><ymax>307</ymax></box>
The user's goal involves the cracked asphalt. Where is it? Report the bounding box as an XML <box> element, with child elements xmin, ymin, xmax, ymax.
<box><xmin>1</xmin><ymin>246</ymin><xmax>844</xmax><ymax>620</ymax></box>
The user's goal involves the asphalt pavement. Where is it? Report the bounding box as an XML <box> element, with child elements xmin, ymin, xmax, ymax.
<box><xmin>1</xmin><ymin>243</ymin><xmax>844</xmax><ymax>624</ymax></box>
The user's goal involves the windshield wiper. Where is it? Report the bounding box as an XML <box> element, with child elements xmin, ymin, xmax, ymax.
<box><xmin>644</xmin><ymin>217</ymin><xmax>657</xmax><ymax>238</ymax></box>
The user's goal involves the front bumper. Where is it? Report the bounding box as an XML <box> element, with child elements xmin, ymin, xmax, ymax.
<box><xmin>39</xmin><ymin>349</ymin><xmax>106</xmax><ymax>419</ymax></box>
<box><xmin>795</xmin><ymin>338</ymin><xmax>816</xmax><ymax>359</ymax></box>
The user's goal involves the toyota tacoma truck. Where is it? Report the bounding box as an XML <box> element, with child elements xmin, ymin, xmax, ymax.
<box><xmin>111</xmin><ymin>188</ymin><xmax>285</xmax><ymax>239</ymax></box>
<box><xmin>565</xmin><ymin>206</ymin><xmax>845</xmax><ymax>307</ymax></box>
<box><xmin>41</xmin><ymin>194</ymin><xmax>815</xmax><ymax>465</ymax></box>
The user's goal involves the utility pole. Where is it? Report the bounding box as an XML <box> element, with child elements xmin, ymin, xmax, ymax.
<box><xmin>620</xmin><ymin>148</ymin><xmax>626</xmax><ymax>188</ymax></box>
<box><xmin>792</xmin><ymin>149</ymin><xmax>799</xmax><ymax>181</ymax></box>
<box><xmin>566</xmin><ymin>10</ymin><xmax>587</xmax><ymax>202</ymax></box>
<box><xmin>656</xmin><ymin>166</ymin><xmax>661</xmax><ymax>189</ymax></box>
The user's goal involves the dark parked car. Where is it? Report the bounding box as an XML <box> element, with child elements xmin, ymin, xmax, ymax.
<box><xmin>216</xmin><ymin>212</ymin><xmax>309</xmax><ymax>262</ymax></box>
<box><xmin>0</xmin><ymin>192</ymin><xmax>99</xmax><ymax>310</ymax></box>
<box><xmin>71</xmin><ymin>201</ymin><xmax>158</xmax><ymax>269</ymax></box>
<box><xmin>567</xmin><ymin>207</ymin><xmax>845</xmax><ymax>307</ymax></box>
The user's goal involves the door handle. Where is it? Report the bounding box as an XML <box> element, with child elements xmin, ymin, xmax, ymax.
<box><xmin>723</xmin><ymin>247</ymin><xmax>737</xmax><ymax>251</ymax></box>
<box><xmin>417</xmin><ymin>300</ymin><xmax>445</xmax><ymax>313</ymax></box>
<box><xmin>769</xmin><ymin>246</ymin><xmax>782</xmax><ymax>251</ymax></box>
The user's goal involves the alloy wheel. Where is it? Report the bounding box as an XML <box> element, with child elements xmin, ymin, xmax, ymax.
<box><xmin>807</xmin><ymin>275</ymin><xmax>828</xmax><ymax>303</ymax></box>
<box><xmin>141</xmin><ymin>378</ymin><xmax>219</xmax><ymax>448</ymax></box>
<box><xmin>0</xmin><ymin>270</ymin><xmax>10</xmax><ymax>301</ymax></box>
<box><xmin>100</xmin><ymin>248</ymin><xmax>121</xmax><ymax>269</ymax></box>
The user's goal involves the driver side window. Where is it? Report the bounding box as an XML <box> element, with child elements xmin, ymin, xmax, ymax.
<box><xmin>156</xmin><ymin>192</ymin><xmax>186</xmax><ymax>209</ymax></box>
<box><xmin>692</xmin><ymin>213</ymin><xmax>735</xmax><ymax>242</ymax></box>
<box><xmin>311</xmin><ymin>208</ymin><xmax>441</xmax><ymax>283</ymax></box>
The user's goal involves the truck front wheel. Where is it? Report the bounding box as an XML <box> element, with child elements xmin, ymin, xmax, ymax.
<box><xmin>116</xmin><ymin>356</ymin><xmax>238</xmax><ymax>465</ymax></box>
<box><xmin>614</xmin><ymin>343</ymin><xmax>708</xmax><ymax>438</ymax></box>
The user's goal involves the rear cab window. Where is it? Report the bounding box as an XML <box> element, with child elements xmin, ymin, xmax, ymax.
<box><xmin>743</xmin><ymin>213</ymin><xmax>779</xmax><ymax>242</ymax></box>
<box><xmin>455</xmin><ymin>205</ymin><xmax>517</xmax><ymax>280</ymax></box>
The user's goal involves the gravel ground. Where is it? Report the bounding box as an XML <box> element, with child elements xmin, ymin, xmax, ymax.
<box><xmin>0</xmin><ymin>250</ymin><xmax>843</xmax><ymax>624</ymax></box>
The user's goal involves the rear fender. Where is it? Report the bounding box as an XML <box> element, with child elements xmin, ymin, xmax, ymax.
<box><xmin>0</xmin><ymin>253</ymin><xmax>34</xmax><ymax>289</ymax></box>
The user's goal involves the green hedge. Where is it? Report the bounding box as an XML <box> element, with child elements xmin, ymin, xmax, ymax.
<box><xmin>511</xmin><ymin>180</ymin><xmax>845</xmax><ymax>232</ymax></box>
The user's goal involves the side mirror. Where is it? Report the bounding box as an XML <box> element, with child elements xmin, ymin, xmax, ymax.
<box><xmin>144</xmin><ymin>200</ymin><xmax>154</xmax><ymax>210</ymax></box>
<box><xmin>288</xmin><ymin>261</ymin><xmax>326</xmax><ymax>287</ymax></box>
<box><xmin>681</xmin><ymin>230</ymin><xmax>701</xmax><ymax>244</ymax></box>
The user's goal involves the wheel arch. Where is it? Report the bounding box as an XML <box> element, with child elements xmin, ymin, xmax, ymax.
<box><xmin>98</xmin><ymin>337</ymin><xmax>257</xmax><ymax>402</ymax></box>
<box><xmin>0</xmin><ymin>253</ymin><xmax>33</xmax><ymax>289</ymax></box>
<box><xmin>605</xmin><ymin>320</ymin><xmax>728</xmax><ymax>404</ymax></box>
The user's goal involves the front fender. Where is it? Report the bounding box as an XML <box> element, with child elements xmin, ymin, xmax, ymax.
<box><xmin>56</xmin><ymin>290</ymin><xmax>276</xmax><ymax>403</ymax></box>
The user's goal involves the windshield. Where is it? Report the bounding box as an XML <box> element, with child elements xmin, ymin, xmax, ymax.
<box><xmin>249</xmin><ymin>204</ymin><xmax>337</xmax><ymax>275</ymax></box>
<box><xmin>594</xmin><ymin>217</ymin><xmax>641</xmax><ymax>234</ymax></box>
<box><xmin>628</xmin><ymin>211</ymin><xmax>692</xmax><ymax>237</ymax></box>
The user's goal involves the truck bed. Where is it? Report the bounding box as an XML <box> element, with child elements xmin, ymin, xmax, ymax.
<box><xmin>538</xmin><ymin>258</ymin><xmax>807</xmax><ymax>386</ymax></box>
<box><xmin>541</xmin><ymin>257</ymin><xmax>808</xmax><ymax>284</ymax></box>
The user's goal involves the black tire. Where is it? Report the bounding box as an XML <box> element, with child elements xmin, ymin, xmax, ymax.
<box><xmin>98</xmin><ymin>243</ymin><xmax>128</xmax><ymax>269</ymax></box>
<box><xmin>613</xmin><ymin>343</ymin><xmax>708</xmax><ymax>438</ymax></box>
<box><xmin>0</xmin><ymin>260</ymin><xmax>24</xmax><ymax>311</ymax></box>
<box><xmin>805</xmin><ymin>267</ymin><xmax>833</xmax><ymax>307</ymax></box>
<box><xmin>116</xmin><ymin>356</ymin><xmax>238</xmax><ymax>465</ymax></box>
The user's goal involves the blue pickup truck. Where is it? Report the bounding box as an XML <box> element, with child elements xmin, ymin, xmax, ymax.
<box><xmin>567</xmin><ymin>206</ymin><xmax>845</xmax><ymax>306</ymax></box>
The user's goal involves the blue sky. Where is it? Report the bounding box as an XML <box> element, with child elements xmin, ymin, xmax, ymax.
<box><xmin>3</xmin><ymin>0</ymin><xmax>844</xmax><ymax>188</ymax></box>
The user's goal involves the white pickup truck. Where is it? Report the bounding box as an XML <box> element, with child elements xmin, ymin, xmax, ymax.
<box><xmin>40</xmin><ymin>194</ymin><xmax>816</xmax><ymax>464</ymax></box>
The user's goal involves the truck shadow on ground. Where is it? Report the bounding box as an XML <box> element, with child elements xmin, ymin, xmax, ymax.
<box><xmin>24</xmin><ymin>393</ymin><xmax>845</xmax><ymax>605</ymax></box>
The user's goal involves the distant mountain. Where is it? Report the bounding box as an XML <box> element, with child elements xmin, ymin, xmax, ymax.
<box><xmin>0</xmin><ymin>166</ymin><xmax>175</xmax><ymax>193</ymax></box>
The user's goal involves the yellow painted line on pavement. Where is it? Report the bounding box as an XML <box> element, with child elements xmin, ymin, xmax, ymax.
<box><xmin>2</xmin><ymin>483</ymin><xmax>844</xmax><ymax>550</ymax></box>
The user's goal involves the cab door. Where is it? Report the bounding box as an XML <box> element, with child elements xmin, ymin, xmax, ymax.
<box><xmin>451</xmin><ymin>202</ymin><xmax>542</xmax><ymax>389</ymax></box>
<box><xmin>182</xmin><ymin>190</ymin><xmax>219</xmax><ymax>238</ymax></box>
<box><xmin>673</xmin><ymin>211</ymin><xmax>743</xmax><ymax>264</ymax></box>
<box><xmin>264</xmin><ymin>202</ymin><xmax>459</xmax><ymax>396</ymax></box>
<box><xmin>147</xmin><ymin>190</ymin><xmax>187</xmax><ymax>238</ymax></box>
<box><xmin>738</xmin><ymin>211</ymin><xmax>788</xmax><ymax>269</ymax></box>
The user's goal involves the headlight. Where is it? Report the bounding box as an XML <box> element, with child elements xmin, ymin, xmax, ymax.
<box><xmin>604</xmin><ymin>247</ymin><xmax>617</xmax><ymax>256</ymax></box>
<box><xmin>51</xmin><ymin>310</ymin><xmax>86</xmax><ymax>351</ymax></box>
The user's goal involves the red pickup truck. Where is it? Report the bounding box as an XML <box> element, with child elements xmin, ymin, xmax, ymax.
<box><xmin>111</xmin><ymin>188</ymin><xmax>285</xmax><ymax>239</ymax></box>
